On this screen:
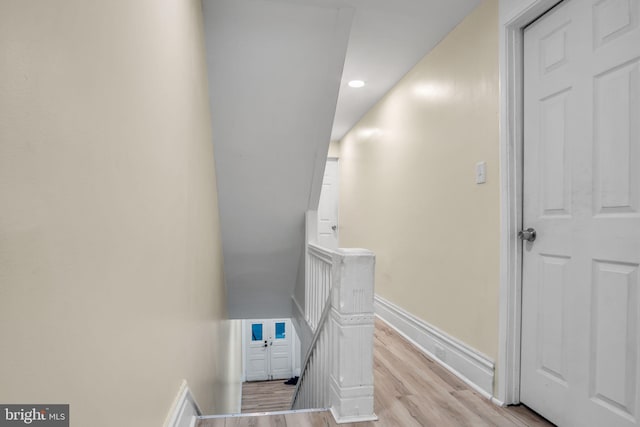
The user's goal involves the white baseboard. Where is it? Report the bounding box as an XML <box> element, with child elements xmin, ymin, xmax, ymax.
<box><xmin>237</xmin><ymin>382</ymin><xmax>243</xmax><ymax>414</ymax></box>
<box><xmin>199</xmin><ymin>408</ymin><xmax>327</xmax><ymax>420</ymax></box>
<box><xmin>491</xmin><ymin>396</ymin><xmax>507</xmax><ymax>407</ymax></box>
<box><xmin>329</xmin><ymin>407</ymin><xmax>378</xmax><ymax>424</ymax></box>
<box><xmin>164</xmin><ymin>380</ymin><xmax>202</xmax><ymax>427</ymax></box>
<box><xmin>374</xmin><ymin>295</ymin><xmax>495</xmax><ymax>398</ymax></box>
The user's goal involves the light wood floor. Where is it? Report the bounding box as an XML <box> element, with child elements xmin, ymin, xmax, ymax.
<box><xmin>198</xmin><ymin>319</ymin><xmax>554</xmax><ymax>426</ymax></box>
<box><xmin>241</xmin><ymin>380</ymin><xmax>296</xmax><ymax>413</ymax></box>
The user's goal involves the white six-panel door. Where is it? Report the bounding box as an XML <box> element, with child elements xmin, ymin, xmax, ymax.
<box><xmin>521</xmin><ymin>1</ymin><xmax>640</xmax><ymax>426</ymax></box>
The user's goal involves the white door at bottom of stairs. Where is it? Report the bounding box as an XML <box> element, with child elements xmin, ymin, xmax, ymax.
<box><xmin>521</xmin><ymin>1</ymin><xmax>640</xmax><ymax>426</ymax></box>
<box><xmin>245</xmin><ymin>319</ymin><xmax>292</xmax><ymax>381</ymax></box>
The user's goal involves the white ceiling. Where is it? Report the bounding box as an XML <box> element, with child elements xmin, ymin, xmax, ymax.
<box><xmin>331</xmin><ymin>0</ymin><xmax>481</xmax><ymax>140</ymax></box>
<box><xmin>201</xmin><ymin>0</ymin><xmax>480</xmax><ymax>318</ymax></box>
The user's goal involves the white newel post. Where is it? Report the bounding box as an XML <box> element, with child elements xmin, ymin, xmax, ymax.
<box><xmin>329</xmin><ymin>248</ymin><xmax>378</xmax><ymax>423</ymax></box>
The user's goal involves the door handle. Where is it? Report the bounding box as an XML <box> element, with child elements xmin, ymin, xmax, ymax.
<box><xmin>518</xmin><ymin>228</ymin><xmax>537</xmax><ymax>242</ymax></box>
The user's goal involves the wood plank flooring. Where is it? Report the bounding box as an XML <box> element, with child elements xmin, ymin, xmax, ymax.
<box><xmin>197</xmin><ymin>410</ymin><xmax>333</xmax><ymax>427</ymax></box>
<box><xmin>198</xmin><ymin>319</ymin><xmax>554</xmax><ymax>426</ymax></box>
<box><xmin>241</xmin><ymin>380</ymin><xmax>296</xmax><ymax>413</ymax></box>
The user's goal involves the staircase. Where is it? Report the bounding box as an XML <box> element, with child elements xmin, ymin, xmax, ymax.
<box><xmin>196</xmin><ymin>210</ymin><xmax>377</xmax><ymax>426</ymax></box>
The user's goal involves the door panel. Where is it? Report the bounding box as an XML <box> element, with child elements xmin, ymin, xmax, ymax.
<box><xmin>522</xmin><ymin>1</ymin><xmax>640</xmax><ymax>426</ymax></box>
<box><xmin>269</xmin><ymin>320</ymin><xmax>292</xmax><ymax>380</ymax></box>
<box><xmin>591</xmin><ymin>260</ymin><xmax>638</xmax><ymax>419</ymax></box>
<box><xmin>246</xmin><ymin>321</ymin><xmax>269</xmax><ymax>381</ymax></box>
<box><xmin>537</xmin><ymin>254</ymin><xmax>569</xmax><ymax>385</ymax></box>
<box><xmin>539</xmin><ymin>89</ymin><xmax>571</xmax><ymax>216</ymax></box>
<box><xmin>594</xmin><ymin>59</ymin><xmax>640</xmax><ymax>215</ymax></box>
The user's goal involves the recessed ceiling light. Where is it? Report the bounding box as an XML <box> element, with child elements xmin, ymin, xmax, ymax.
<box><xmin>348</xmin><ymin>80</ymin><xmax>366</xmax><ymax>88</ymax></box>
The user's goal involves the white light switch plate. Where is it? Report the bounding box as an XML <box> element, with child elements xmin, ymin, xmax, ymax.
<box><xmin>476</xmin><ymin>161</ymin><xmax>486</xmax><ymax>184</ymax></box>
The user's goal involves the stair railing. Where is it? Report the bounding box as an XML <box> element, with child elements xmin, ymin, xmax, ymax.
<box><xmin>291</xmin><ymin>292</ymin><xmax>331</xmax><ymax>410</ymax></box>
<box><xmin>292</xmin><ymin>230</ymin><xmax>377</xmax><ymax>423</ymax></box>
<box><xmin>306</xmin><ymin>243</ymin><xmax>333</xmax><ymax>330</ymax></box>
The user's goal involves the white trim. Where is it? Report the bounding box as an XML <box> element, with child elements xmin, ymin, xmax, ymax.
<box><xmin>198</xmin><ymin>408</ymin><xmax>327</xmax><ymax>419</ymax></box>
<box><xmin>291</xmin><ymin>295</ymin><xmax>314</xmax><ymax>357</ymax></box>
<box><xmin>291</xmin><ymin>294</ymin><xmax>306</xmax><ymax>329</ymax></box>
<box><xmin>241</xmin><ymin>320</ymin><xmax>247</xmax><ymax>383</ymax></box>
<box><xmin>329</xmin><ymin>407</ymin><xmax>379</xmax><ymax>425</ymax></box>
<box><xmin>374</xmin><ymin>295</ymin><xmax>495</xmax><ymax>398</ymax></box>
<box><xmin>491</xmin><ymin>396</ymin><xmax>507</xmax><ymax>407</ymax></box>
<box><xmin>291</xmin><ymin>319</ymin><xmax>301</xmax><ymax>377</ymax></box>
<box><xmin>237</xmin><ymin>382</ymin><xmax>243</xmax><ymax>415</ymax></box>
<box><xmin>497</xmin><ymin>0</ymin><xmax>563</xmax><ymax>405</ymax></box>
<box><xmin>304</xmin><ymin>210</ymin><xmax>318</xmax><ymax>324</ymax></box>
<box><xmin>163</xmin><ymin>380</ymin><xmax>202</xmax><ymax>427</ymax></box>
<box><xmin>308</xmin><ymin>242</ymin><xmax>334</xmax><ymax>264</ymax></box>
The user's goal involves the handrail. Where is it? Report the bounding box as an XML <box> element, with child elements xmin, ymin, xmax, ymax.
<box><xmin>290</xmin><ymin>294</ymin><xmax>332</xmax><ymax>408</ymax></box>
<box><xmin>307</xmin><ymin>242</ymin><xmax>333</xmax><ymax>264</ymax></box>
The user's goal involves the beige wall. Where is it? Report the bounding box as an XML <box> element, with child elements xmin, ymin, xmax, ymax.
<box><xmin>328</xmin><ymin>140</ymin><xmax>341</xmax><ymax>158</ymax></box>
<box><xmin>339</xmin><ymin>0</ymin><xmax>499</xmax><ymax>359</ymax></box>
<box><xmin>0</xmin><ymin>0</ymin><xmax>240</xmax><ymax>425</ymax></box>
